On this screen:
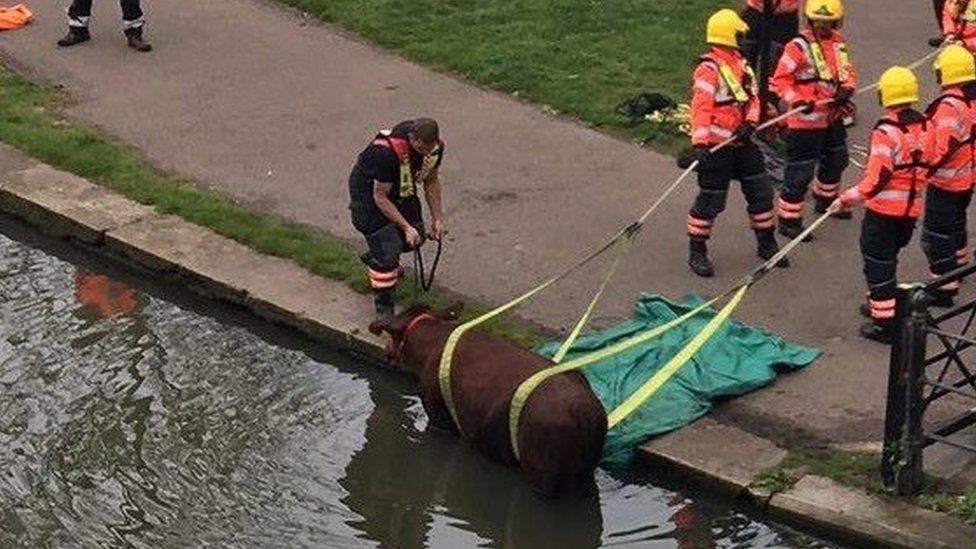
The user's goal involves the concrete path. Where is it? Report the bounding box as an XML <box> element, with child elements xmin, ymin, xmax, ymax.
<box><xmin>0</xmin><ymin>0</ymin><xmax>956</xmax><ymax>446</ymax></box>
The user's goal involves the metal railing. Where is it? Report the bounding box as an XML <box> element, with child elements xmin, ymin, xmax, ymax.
<box><xmin>883</xmin><ymin>264</ymin><xmax>976</xmax><ymax>494</ymax></box>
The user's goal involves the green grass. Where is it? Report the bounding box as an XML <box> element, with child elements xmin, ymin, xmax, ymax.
<box><xmin>918</xmin><ymin>488</ymin><xmax>976</xmax><ymax>526</ymax></box>
<box><xmin>754</xmin><ymin>449</ymin><xmax>976</xmax><ymax>526</ymax></box>
<box><xmin>0</xmin><ymin>65</ymin><xmax>542</xmax><ymax>347</ymax></box>
<box><xmin>752</xmin><ymin>450</ymin><xmax>881</xmax><ymax>495</ymax></box>
<box><xmin>278</xmin><ymin>0</ymin><xmax>732</xmax><ymax>151</ymax></box>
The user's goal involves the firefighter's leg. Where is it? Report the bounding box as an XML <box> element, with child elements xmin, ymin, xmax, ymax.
<box><xmin>922</xmin><ymin>187</ymin><xmax>961</xmax><ymax>305</ymax></box>
<box><xmin>955</xmin><ymin>191</ymin><xmax>973</xmax><ymax>269</ymax></box>
<box><xmin>779</xmin><ymin>129</ymin><xmax>823</xmax><ymax>239</ymax></box>
<box><xmin>860</xmin><ymin>211</ymin><xmax>900</xmax><ymax>343</ymax></box>
<box><xmin>121</xmin><ymin>0</ymin><xmax>151</xmax><ymax>52</ymax></box>
<box><xmin>362</xmin><ymin>223</ymin><xmax>406</xmax><ymax>319</ymax></box>
<box><xmin>687</xmin><ymin>149</ymin><xmax>732</xmax><ymax>277</ymax></box>
<box><xmin>814</xmin><ymin>123</ymin><xmax>851</xmax><ymax>218</ymax></box>
<box><xmin>738</xmin><ymin>143</ymin><xmax>788</xmax><ymax>267</ymax></box>
<box><xmin>58</xmin><ymin>0</ymin><xmax>93</xmax><ymax>46</ymax></box>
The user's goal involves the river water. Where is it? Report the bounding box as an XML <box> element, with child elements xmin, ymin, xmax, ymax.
<box><xmin>0</xmin><ymin>218</ymin><xmax>833</xmax><ymax>548</ymax></box>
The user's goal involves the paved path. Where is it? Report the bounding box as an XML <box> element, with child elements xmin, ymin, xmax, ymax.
<box><xmin>0</xmin><ymin>0</ymin><xmax>952</xmax><ymax>446</ymax></box>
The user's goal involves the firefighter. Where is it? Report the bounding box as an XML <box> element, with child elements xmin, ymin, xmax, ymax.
<box><xmin>57</xmin><ymin>0</ymin><xmax>151</xmax><ymax>51</ymax></box>
<box><xmin>742</xmin><ymin>1</ymin><xmax>801</xmax><ymax>114</ymax></box>
<box><xmin>348</xmin><ymin>118</ymin><xmax>446</xmax><ymax>320</ymax></box>
<box><xmin>942</xmin><ymin>0</ymin><xmax>976</xmax><ymax>52</ymax></box>
<box><xmin>833</xmin><ymin>67</ymin><xmax>933</xmax><ymax>344</ymax></box>
<box><xmin>687</xmin><ymin>9</ymin><xmax>786</xmax><ymax>278</ymax></box>
<box><xmin>921</xmin><ymin>45</ymin><xmax>976</xmax><ymax>307</ymax></box>
<box><xmin>771</xmin><ymin>0</ymin><xmax>857</xmax><ymax>239</ymax></box>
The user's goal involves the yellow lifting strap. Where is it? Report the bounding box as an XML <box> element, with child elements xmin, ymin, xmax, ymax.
<box><xmin>437</xmin><ymin>223</ymin><xmax>639</xmax><ymax>433</ymax></box>
<box><xmin>506</xmin><ymin>284</ymin><xmax>748</xmax><ymax>461</ymax></box>
<box><xmin>606</xmin><ymin>283</ymin><xmax>748</xmax><ymax>428</ymax></box>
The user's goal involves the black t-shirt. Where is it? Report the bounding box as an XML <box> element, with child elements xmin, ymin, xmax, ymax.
<box><xmin>351</xmin><ymin>121</ymin><xmax>444</xmax><ymax>201</ymax></box>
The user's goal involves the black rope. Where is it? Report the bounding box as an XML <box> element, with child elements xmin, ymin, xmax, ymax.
<box><xmin>413</xmin><ymin>237</ymin><xmax>443</xmax><ymax>293</ymax></box>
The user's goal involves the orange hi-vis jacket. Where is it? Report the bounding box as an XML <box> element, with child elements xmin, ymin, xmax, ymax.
<box><xmin>841</xmin><ymin>109</ymin><xmax>933</xmax><ymax>219</ymax></box>
<box><xmin>926</xmin><ymin>87</ymin><xmax>976</xmax><ymax>193</ymax></box>
<box><xmin>771</xmin><ymin>28</ymin><xmax>857</xmax><ymax>130</ymax></box>
<box><xmin>745</xmin><ymin>0</ymin><xmax>799</xmax><ymax>13</ymax></box>
<box><xmin>944</xmin><ymin>0</ymin><xmax>976</xmax><ymax>51</ymax></box>
<box><xmin>690</xmin><ymin>47</ymin><xmax>760</xmax><ymax>147</ymax></box>
<box><xmin>0</xmin><ymin>4</ymin><xmax>32</xmax><ymax>31</ymax></box>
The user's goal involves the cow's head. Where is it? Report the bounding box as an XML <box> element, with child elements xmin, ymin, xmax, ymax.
<box><xmin>369</xmin><ymin>302</ymin><xmax>464</xmax><ymax>368</ymax></box>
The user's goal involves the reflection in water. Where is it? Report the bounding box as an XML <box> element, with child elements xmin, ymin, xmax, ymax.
<box><xmin>0</xmin><ymin>225</ymin><xmax>832</xmax><ymax>549</ymax></box>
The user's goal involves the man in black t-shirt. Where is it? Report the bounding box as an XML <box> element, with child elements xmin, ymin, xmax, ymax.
<box><xmin>349</xmin><ymin>118</ymin><xmax>446</xmax><ymax>319</ymax></box>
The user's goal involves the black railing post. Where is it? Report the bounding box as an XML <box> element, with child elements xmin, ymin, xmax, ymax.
<box><xmin>897</xmin><ymin>285</ymin><xmax>929</xmax><ymax>495</ymax></box>
<box><xmin>882</xmin><ymin>285</ymin><xmax>911</xmax><ymax>488</ymax></box>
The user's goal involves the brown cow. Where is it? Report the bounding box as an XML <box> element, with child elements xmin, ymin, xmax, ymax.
<box><xmin>370</xmin><ymin>304</ymin><xmax>607</xmax><ymax>494</ymax></box>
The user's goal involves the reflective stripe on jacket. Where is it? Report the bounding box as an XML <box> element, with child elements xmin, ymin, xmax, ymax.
<box><xmin>690</xmin><ymin>47</ymin><xmax>760</xmax><ymax>146</ymax></box>
<box><xmin>371</xmin><ymin>131</ymin><xmax>443</xmax><ymax>199</ymax></box>
<box><xmin>745</xmin><ymin>0</ymin><xmax>799</xmax><ymax>14</ymax></box>
<box><xmin>846</xmin><ymin>110</ymin><xmax>932</xmax><ymax>218</ymax></box>
<box><xmin>926</xmin><ymin>88</ymin><xmax>976</xmax><ymax>192</ymax></box>
<box><xmin>770</xmin><ymin>29</ymin><xmax>857</xmax><ymax>130</ymax></box>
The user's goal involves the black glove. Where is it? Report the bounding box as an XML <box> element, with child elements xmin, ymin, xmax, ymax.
<box><xmin>832</xmin><ymin>88</ymin><xmax>854</xmax><ymax>107</ymax></box>
<box><xmin>733</xmin><ymin>123</ymin><xmax>756</xmax><ymax>142</ymax></box>
<box><xmin>793</xmin><ymin>100</ymin><xmax>816</xmax><ymax>114</ymax></box>
<box><xmin>695</xmin><ymin>146</ymin><xmax>712</xmax><ymax>165</ymax></box>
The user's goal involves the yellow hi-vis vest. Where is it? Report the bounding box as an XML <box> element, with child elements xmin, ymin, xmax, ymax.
<box><xmin>807</xmin><ymin>39</ymin><xmax>852</xmax><ymax>83</ymax></box>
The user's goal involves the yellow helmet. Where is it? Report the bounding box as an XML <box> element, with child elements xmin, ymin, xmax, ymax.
<box><xmin>878</xmin><ymin>66</ymin><xmax>919</xmax><ymax>108</ymax></box>
<box><xmin>706</xmin><ymin>9</ymin><xmax>749</xmax><ymax>49</ymax></box>
<box><xmin>805</xmin><ymin>0</ymin><xmax>844</xmax><ymax>22</ymax></box>
<box><xmin>934</xmin><ymin>44</ymin><xmax>976</xmax><ymax>87</ymax></box>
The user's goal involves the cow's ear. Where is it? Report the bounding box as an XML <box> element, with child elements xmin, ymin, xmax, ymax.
<box><xmin>368</xmin><ymin>317</ymin><xmax>390</xmax><ymax>336</ymax></box>
<box><xmin>439</xmin><ymin>301</ymin><xmax>464</xmax><ymax>321</ymax></box>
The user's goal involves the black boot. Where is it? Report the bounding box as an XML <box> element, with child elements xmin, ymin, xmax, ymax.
<box><xmin>859</xmin><ymin>320</ymin><xmax>894</xmax><ymax>344</ymax></box>
<box><xmin>929</xmin><ymin>36</ymin><xmax>945</xmax><ymax>48</ymax></box>
<box><xmin>778</xmin><ymin>218</ymin><xmax>814</xmax><ymax>242</ymax></box>
<box><xmin>859</xmin><ymin>302</ymin><xmax>871</xmax><ymax>318</ymax></box>
<box><xmin>688</xmin><ymin>239</ymin><xmax>714</xmax><ymax>278</ymax></box>
<box><xmin>815</xmin><ymin>197</ymin><xmax>852</xmax><ymax>219</ymax></box>
<box><xmin>374</xmin><ymin>288</ymin><xmax>395</xmax><ymax>321</ymax></box>
<box><xmin>124</xmin><ymin>27</ymin><xmax>152</xmax><ymax>52</ymax></box>
<box><xmin>57</xmin><ymin>27</ymin><xmax>90</xmax><ymax>47</ymax></box>
<box><xmin>756</xmin><ymin>230</ymin><xmax>790</xmax><ymax>268</ymax></box>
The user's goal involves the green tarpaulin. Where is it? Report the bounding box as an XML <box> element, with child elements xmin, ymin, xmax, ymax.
<box><xmin>536</xmin><ymin>294</ymin><xmax>820</xmax><ymax>466</ymax></box>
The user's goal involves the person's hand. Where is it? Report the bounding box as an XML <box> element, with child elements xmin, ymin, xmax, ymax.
<box><xmin>793</xmin><ymin>100</ymin><xmax>816</xmax><ymax>114</ymax></box>
<box><xmin>733</xmin><ymin>123</ymin><xmax>756</xmax><ymax>142</ymax></box>
<box><xmin>832</xmin><ymin>88</ymin><xmax>853</xmax><ymax>107</ymax></box>
<box><xmin>695</xmin><ymin>146</ymin><xmax>711</xmax><ymax>164</ymax></box>
<box><xmin>828</xmin><ymin>198</ymin><xmax>844</xmax><ymax>214</ymax></box>
<box><xmin>427</xmin><ymin>219</ymin><xmax>446</xmax><ymax>241</ymax></box>
<box><xmin>403</xmin><ymin>225</ymin><xmax>422</xmax><ymax>247</ymax></box>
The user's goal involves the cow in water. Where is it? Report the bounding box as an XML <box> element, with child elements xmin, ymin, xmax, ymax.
<box><xmin>370</xmin><ymin>304</ymin><xmax>607</xmax><ymax>494</ymax></box>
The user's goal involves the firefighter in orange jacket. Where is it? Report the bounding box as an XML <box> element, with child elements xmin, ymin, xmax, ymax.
<box><xmin>833</xmin><ymin>67</ymin><xmax>933</xmax><ymax>344</ymax></box>
<box><xmin>771</xmin><ymin>0</ymin><xmax>857</xmax><ymax>238</ymax></box>
<box><xmin>348</xmin><ymin>118</ymin><xmax>446</xmax><ymax>320</ymax></box>
<box><xmin>943</xmin><ymin>0</ymin><xmax>976</xmax><ymax>52</ymax></box>
<box><xmin>921</xmin><ymin>45</ymin><xmax>976</xmax><ymax>307</ymax></box>
<box><xmin>687</xmin><ymin>9</ymin><xmax>785</xmax><ymax>277</ymax></box>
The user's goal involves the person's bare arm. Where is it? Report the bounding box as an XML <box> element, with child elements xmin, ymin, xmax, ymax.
<box><xmin>423</xmin><ymin>169</ymin><xmax>445</xmax><ymax>240</ymax></box>
<box><xmin>373</xmin><ymin>181</ymin><xmax>420</xmax><ymax>245</ymax></box>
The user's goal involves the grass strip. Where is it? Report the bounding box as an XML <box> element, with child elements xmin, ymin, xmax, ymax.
<box><xmin>0</xmin><ymin>65</ymin><xmax>541</xmax><ymax>347</ymax></box>
<box><xmin>276</xmin><ymin>0</ymin><xmax>731</xmax><ymax>151</ymax></box>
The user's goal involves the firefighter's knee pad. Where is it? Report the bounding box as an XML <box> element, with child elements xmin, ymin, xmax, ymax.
<box><xmin>921</xmin><ymin>226</ymin><xmax>957</xmax><ymax>273</ymax></box>
<box><xmin>781</xmin><ymin>159</ymin><xmax>817</xmax><ymax>201</ymax></box>
<box><xmin>863</xmin><ymin>252</ymin><xmax>897</xmax><ymax>286</ymax></box>
<box><xmin>819</xmin><ymin>145</ymin><xmax>849</xmax><ymax>183</ymax></box>
<box><xmin>740</xmin><ymin>173</ymin><xmax>774</xmax><ymax>212</ymax></box>
<box><xmin>692</xmin><ymin>188</ymin><xmax>729</xmax><ymax>219</ymax></box>
<box><xmin>363</xmin><ymin>223</ymin><xmax>405</xmax><ymax>272</ymax></box>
